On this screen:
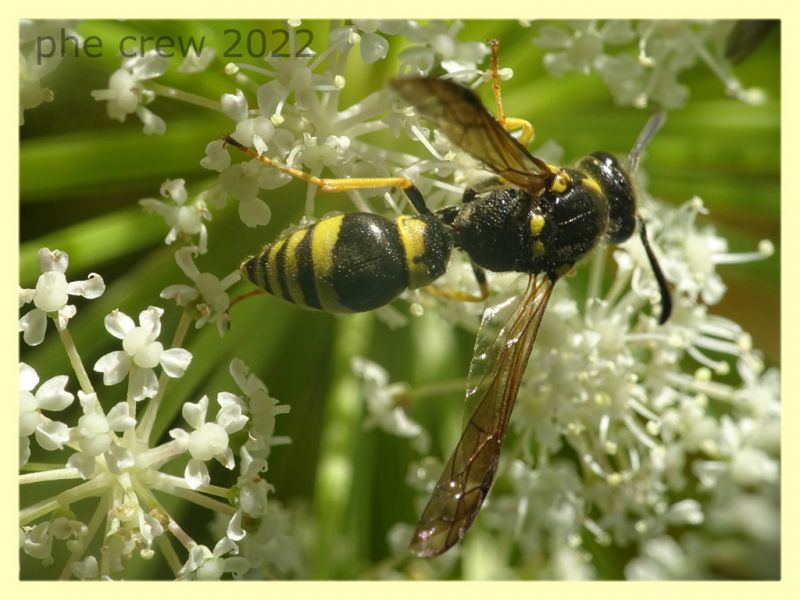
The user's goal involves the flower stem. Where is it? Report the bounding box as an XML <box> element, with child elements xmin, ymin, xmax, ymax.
<box><xmin>137</xmin><ymin>311</ymin><xmax>193</xmax><ymax>444</ymax></box>
<box><xmin>19</xmin><ymin>467</ymin><xmax>82</xmax><ymax>485</ymax></box>
<box><xmin>58</xmin><ymin>492</ymin><xmax>109</xmax><ymax>580</ymax></box>
<box><xmin>56</xmin><ymin>323</ymin><xmax>94</xmax><ymax>395</ymax></box>
<box><xmin>149</xmin><ymin>82</ymin><xmax>222</xmax><ymax>112</ymax></box>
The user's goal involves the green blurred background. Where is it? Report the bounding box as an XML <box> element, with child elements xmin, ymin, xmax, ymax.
<box><xmin>19</xmin><ymin>20</ymin><xmax>779</xmax><ymax>579</ymax></box>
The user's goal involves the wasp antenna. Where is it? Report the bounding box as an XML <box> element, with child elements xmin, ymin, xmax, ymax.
<box><xmin>638</xmin><ymin>216</ymin><xmax>672</xmax><ymax>324</ymax></box>
<box><xmin>629</xmin><ymin>110</ymin><xmax>666</xmax><ymax>175</ymax></box>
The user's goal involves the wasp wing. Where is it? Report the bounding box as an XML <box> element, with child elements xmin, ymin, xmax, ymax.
<box><xmin>409</xmin><ymin>273</ymin><xmax>556</xmax><ymax>557</ymax></box>
<box><xmin>391</xmin><ymin>77</ymin><xmax>550</xmax><ymax>194</ymax></box>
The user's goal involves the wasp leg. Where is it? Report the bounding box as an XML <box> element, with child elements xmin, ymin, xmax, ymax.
<box><xmin>223</xmin><ymin>135</ymin><xmax>413</xmax><ymax>193</ymax></box>
<box><xmin>230</xmin><ymin>287</ymin><xmax>266</xmax><ymax>308</ymax></box>
<box><xmin>424</xmin><ymin>262</ymin><xmax>489</xmax><ymax>303</ymax></box>
<box><xmin>403</xmin><ymin>184</ymin><xmax>434</xmax><ymax>216</ymax></box>
<box><xmin>488</xmin><ymin>40</ymin><xmax>535</xmax><ymax>148</ymax></box>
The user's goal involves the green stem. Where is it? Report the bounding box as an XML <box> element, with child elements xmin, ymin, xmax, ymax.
<box><xmin>312</xmin><ymin>313</ymin><xmax>373</xmax><ymax>578</ymax></box>
<box><xmin>137</xmin><ymin>311</ymin><xmax>193</xmax><ymax>444</ymax></box>
<box><xmin>56</xmin><ymin>323</ymin><xmax>94</xmax><ymax>395</ymax></box>
<box><xmin>149</xmin><ymin>82</ymin><xmax>222</xmax><ymax>112</ymax></box>
<box><xmin>20</xmin><ymin>467</ymin><xmax>82</xmax><ymax>485</ymax></box>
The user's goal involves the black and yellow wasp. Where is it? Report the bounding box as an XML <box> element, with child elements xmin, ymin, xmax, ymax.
<box><xmin>224</xmin><ymin>45</ymin><xmax>671</xmax><ymax>557</ymax></box>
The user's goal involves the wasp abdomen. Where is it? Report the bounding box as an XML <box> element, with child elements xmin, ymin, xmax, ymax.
<box><xmin>241</xmin><ymin>213</ymin><xmax>453</xmax><ymax>313</ymax></box>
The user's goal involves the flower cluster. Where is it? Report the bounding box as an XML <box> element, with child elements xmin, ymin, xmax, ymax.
<box><xmin>534</xmin><ymin>20</ymin><xmax>766</xmax><ymax>109</ymax></box>
<box><xmin>368</xmin><ymin>195</ymin><xmax>778</xmax><ymax>580</ymax></box>
<box><xmin>19</xmin><ymin>250</ymin><xmax>294</xmax><ymax>578</ymax></box>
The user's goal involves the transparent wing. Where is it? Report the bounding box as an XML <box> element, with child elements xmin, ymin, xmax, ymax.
<box><xmin>391</xmin><ymin>77</ymin><xmax>550</xmax><ymax>194</ymax></box>
<box><xmin>409</xmin><ymin>273</ymin><xmax>556</xmax><ymax>557</ymax></box>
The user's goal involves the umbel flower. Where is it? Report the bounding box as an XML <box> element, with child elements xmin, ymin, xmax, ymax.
<box><xmin>20</xmin><ymin>19</ymin><xmax>777</xmax><ymax>580</ymax></box>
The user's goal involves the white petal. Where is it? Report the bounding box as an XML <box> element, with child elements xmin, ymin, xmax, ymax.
<box><xmin>128</xmin><ymin>51</ymin><xmax>170</xmax><ymax>79</ymax></box>
<box><xmin>360</xmin><ymin>33</ymin><xmax>389</xmax><ymax>64</ymax></box>
<box><xmin>212</xmin><ymin>536</ymin><xmax>237</xmax><ymax>558</ymax></box>
<box><xmin>19</xmin><ymin>362</ymin><xmax>39</xmax><ymax>392</ymax></box>
<box><xmin>78</xmin><ymin>391</ymin><xmax>101</xmax><ymax>414</ymax></box>
<box><xmin>129</xmin><ymin>366</ymin><xmax>159</xmax><ymax>401</ymax></box>
<box><xmin>106</xmin><ymin>402</ymin><xmax>136</xmax><ymax>431</ymax></box>
<box><xmin>160</xmin><ymin>178</ymin><xmax>188</xmax><ymax>203</ymax></box>
<box><xmin>137</xmin><ymin>106</ymin><xmax>166</xmax><ymax>135</ymax></box>
<box><xmin>160</xmin><ymin>347</ymin><xmax>192</xmax><ymax>378</ymax></box>
<box><xmin>105</xmin><ymin>443</ymin><xmax>135</xmax><ymax>473</ymax></box>
<box><xmin>182</xmin><ymin>395</ymin><xmax>209</xmax><ymax>430</ymax></box>
<box><xmin>185</xmin><ymin>458</ymin><xmax>210</xmax><ymax>489</ymax></box>
<box><xmin>20</xmin><ymin>308</ymin><xmax>47</xmax><ymax>346</ymax></box>
<box><xmin>35</xmin><ymin>420</ymin><xmax>70</xmax><ymax>450</ymax></box>
<box><xmin>199</xmin><ymin>139</ymin><xmax>231</xmax><ymax>172</ymax></box>
<box><xmin>20</xmin><ymin>437</ymin><xmax>31</xmax><ymax>468</ymax></box>
<box><xmin>221</xmin><ymin>89</ymin><xmax>249</xmax><ymax>122</ymax></box>
<box><xmin>67</xmin><ymin>273</ymin><xmax>105</xmax><ymax>299</ymax></box>
<box><xmin>215</xmin><ymin>446</ymin><xmax>235</xmax><ymax>469</ymax></box>
<box><xmin>238</xmin><ymin>197</ymin><xmax>271</xmax><ymax>228</ymax></box>
<box><xmin>217</xmin><ymin>405</ymin><xmax>248</xmax><ymax>434</ymax></box>
<box><xmin>55</xmin><ymin>304</ymin><xmax>77</xmax><ymax>330</ymax></box>
<box><xmin>71</xmin><ymin>555</ymin><xmax>99</xmax><ymax>580</ymax></box>
<box><xmin>229</xmin><ymin>358</ymin><xmax>251</xmax><ymax>393</ymax></box>
<box><xmin>139</xmin><ymin>306</ymin><xmax>164</xmax><ymax>338</ymax></box>
<box><xmin>216</xmin><ymin>314</ymin><xmax>230</xmax><ymax>337</ymax></box>
<box><xmin>226</xmin><ymin>510</ymin><xmax>246</xmax><ymax>541</ymax></box>
<box><xmin>139</xmin><ymin>197</ymin><xmax>170</xmax><ymax>216</ymax></box>
<box><xmin>198</xmin><ymin>224</ymin><xmax>208</xmax><ymax>255</ymax></box>
<box><xmin>35</xmin><ymin>375</ymin><xmax>74</xmax><ymax>411</ymax></box>
<box><xmin>219</xmin><ymin>270</ymin><xmax>242</xmax><ymax>290</ymax></box>
<box><xmin>138</xmin><ymin>511</ymin><xmax>164</xmax><ymax>546</ymax></box>
<box><xmin>169</xmin><ymin>427</ymin><xmax>190</xmax><ymax>448</ymax></box>
<box><xmin>175</xmin><ymin>247</ymin><xmax>200</xmax><ymax>280</ymax></box>
<box><xmin>19</xmin><ymin>287</ymin><xmax>35</xmax><ymax>307</ymax></box>
<box><xmin>66</xmin><ymin>452</ymin><xmax>97</xmax><ymax>479</ymax></box>
<box><xmin>104</xmin><ymin>310</ymin><xmax>135</xmax><ymax>339</ymax></box>
<box><xmin>94</xmin><ymin>351</ymin><xmax>131</xmax><ymax>385</ymax></box>
<box><xmin>37</xmin><ymin>247</ymin><xmax>69</xmax><ymax>274</ymax></box>
<box><xmin>160</xmin><ymin>284</ymin><xmax>198</xmax><ymax>306</ymax></box>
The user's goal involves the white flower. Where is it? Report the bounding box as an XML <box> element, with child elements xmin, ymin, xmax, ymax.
<box><xmin>169</xmin><ymin>393</ymin><xmax>248</xmax><ymax>489</ymax></box>
<box><xmin>217</xmin><ymin>160</ymin><xmax>273</xmax><ymax>227</ymax></box>
<box><xmin>139</xmin><ymin>178</ymin><xmax>212</xmax><ymax>254</ymax></box>
<box><xmin>178</xmin><ymin>47</ymin><xmax>215</xmax><ymax>74</ymax></box>
<box><xmin>90</xmin><ymin>50</ymin><xmax>169</xmax><ymax>134</ymax></box>
<box><xmin>160</xmin><ymin>247</ymin><xmax>241</xmax><ymax>335</ymax></box>
<box><xmin>71</xmin><ymin>555</ymin><xmax>99</xmax><ymax>580</ymax></box>
<box><xmin>19</xmin><ymin>362</ymin><xmax>74</xmax><ymax>466</ymax></box>
<box><xmin>352</xmin><ymin>356</ymin><xmax>428</xmax><ymax>452</ymax></box>
<box><xmin>178</xmin><ymin>538</ymin><xmax>249</xmax><ymax>580</ymax></box>
<box><xmin>400</xmin><ymin>20</ymin><xmax>490</xmax><ymax>77</ymax></box>
<box><xmin>535</xmin><ymin>20</ymin><xmax>761</xmax><ymax>110</ymax></box>
<box><xmin>19</xmin><ymin>20</ymin><xmax>81</xmax><ymax>124</ymax></box>
<box><xmin>229</xmin><ymin>358</ymin><xmax>291</xmax><ymax>457</ymax></box>
<box><xmin>19</xmin><ymin>248</ymin><xmax>105</xmax><ymax>346</ymax></box>
<box><xmin>93</xmin><ymin>306</ymin><xmax>192</xmax><ymax>401</ymax></box>
<box><xmin>66</xmin><ymin>391</ymin><xmax>136</xmax><ymax>478</ymax></box>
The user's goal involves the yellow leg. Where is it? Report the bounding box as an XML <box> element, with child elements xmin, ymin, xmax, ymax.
<box><xmin>424</xmin><ymin>284</ymin><xmax>488</xmax><ymax>303</ymax></box>
<box><xmin>424</xmin><ymin>264</ymin><xmax>489</xmax><ymax>303</ymax></box>
<box><xmin>488</xmin><ymin>40</ymin><xmax>535</xmax><ymax>148</ymax></box>
<box><xmin>503</xmin><ymin>117</ymin><xmax>535</xmax><ymax>148</ymax></box>
<box><xmin>223</xmin><ymin>135</ymin><xmax>412</xmax><ymax>193</ymax></box>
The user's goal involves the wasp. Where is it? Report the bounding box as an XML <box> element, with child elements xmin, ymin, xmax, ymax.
<box><xmin>224</xmin><ymin>42</ymin><xmax>671</xmax><ymax>557</ymax></box>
